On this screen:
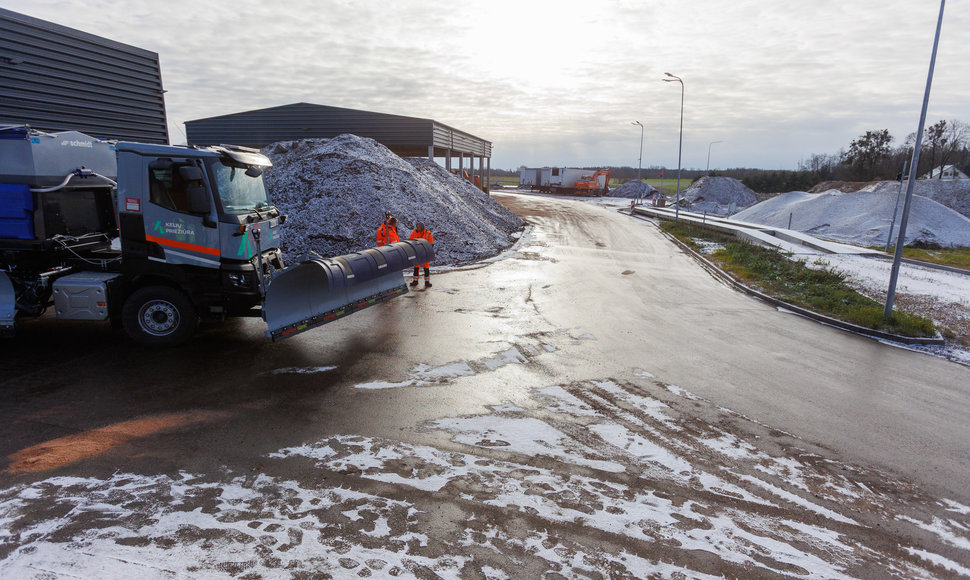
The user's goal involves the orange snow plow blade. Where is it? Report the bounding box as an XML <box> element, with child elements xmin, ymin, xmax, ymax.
<box><xmin>263</xmin><ymin>239</ymin><xmax>433</xmax><ymax>341</ymax></box>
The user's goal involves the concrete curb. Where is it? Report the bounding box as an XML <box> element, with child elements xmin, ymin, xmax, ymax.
<box><xmin>899</xmin><ymin>256</ymin><xmax>970</xmax><ymax>277</ymax></box>
<box><xmin>652</xmin><ymin>224</ymin><xmax>946</xmax><ymax>347</ymax></box>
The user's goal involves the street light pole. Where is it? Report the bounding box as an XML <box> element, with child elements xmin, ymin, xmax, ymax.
<box><xmin>885</xmin><ymin>0</ymin><xmax>945</xmax><ymax>318</ymax></box>
<box><xmin>707</xmin><ymin>140</ymin><xmax>723</xmax><ymax>174</ymax></box>
<box><xmin>663</xmin><ymin>72</ymin><xmax>684</xmax><ymax>222</ymax></box>
<box><xmin>632</xmin><ymin>121</ymin><xmax>644</xmax><ymax>182</ymax></box>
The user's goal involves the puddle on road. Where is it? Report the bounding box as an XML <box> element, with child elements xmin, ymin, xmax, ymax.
<box><xmin>352</xmin><ymin>334</ymin><xmax>561</xmax><ymax>390</ymax></box>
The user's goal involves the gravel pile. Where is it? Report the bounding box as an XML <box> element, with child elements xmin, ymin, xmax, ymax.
<box><xmin>858</xmin><ymin>180</ymin><xmax>970</xmax><ymax>220</ymax></box>
<box><xmin>732</xmin><ymin>189</ymin><xmax>970</xmax><ymax>247</ymax></box>
<box><xmin>261</xmin><ymin>135</ymin><xmax>524</xmax><ymax>265</ymax></box>
<box><xmin>609</xmin><ymin>180</ymin><xmax>658</xmax><ymax>199</ymax></box>
<box><xmin>679</xmin><ymin>176</ymin><xmax>758</xmax><ymax>215</ymax></box>
<box><xmin>811</xmin><ymin>179</ymin><xmax>970</xmax><ymax>219</ymax></box>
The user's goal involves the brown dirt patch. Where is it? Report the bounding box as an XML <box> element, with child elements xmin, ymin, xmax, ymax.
<box><xmin>4</xmin><ymin>410</ymin><xmax>228</xmax><ymax>474</ymax></box>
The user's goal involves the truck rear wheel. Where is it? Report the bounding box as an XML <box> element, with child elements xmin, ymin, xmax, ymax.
<box><xmin>122</xmin><ymin>286</ymin><xmax>198</xmax><ymax>346</ymax></box>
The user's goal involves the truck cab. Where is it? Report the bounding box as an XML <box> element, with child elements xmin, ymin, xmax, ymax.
<box><xmin>115</xmin><ymin>142</ymin><xmax>283</xmax><ymax>337</ymax></box>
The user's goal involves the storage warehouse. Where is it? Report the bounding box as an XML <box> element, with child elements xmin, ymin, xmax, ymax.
<box><xmin>0</xmin><ymin>8</ymin><xmax>168</xmax><ymax>144</ymax></box>
<box><xmin>185</xmin><ymin>102</ymin><xmax>492</xmax><ymax>188</ymax></box>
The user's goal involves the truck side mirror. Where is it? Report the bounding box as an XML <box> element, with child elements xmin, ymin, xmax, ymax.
<box><xmin>245</xmin><ymin>166</ymin><xmax>263</xmax><ymax>178</ymax></box>
<box><xmin>186</xmin><ymin>186</ymin><xmax>210</xmax><ymax>214</ymax></box>
<box><xmin>179</xmin><ymin>165</ymin><xmax>205</xmax><ymax>182</ymax></box>
<box><xmin>149</xmin><ymin>158</ymin><xmax>174</xmax><ymax>170</ymax></box>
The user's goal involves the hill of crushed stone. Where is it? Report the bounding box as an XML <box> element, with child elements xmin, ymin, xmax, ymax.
<box><xmin>261</xmin><ymin>135</ymin><xmax>524</xmax><ymax>266</ymax></box>
<box><xmin>810</xmin><ymin>179</ymin><xmax>970</xmax><ymax>219</ymax></box>
<box><xmin>610</xmin><ymin>180</ymin><xmax>658</xmax><ymax>199</ymax></box>
<box><xmin>732</xmin><ymin>189</ymin><xmax>970</xmax><ymax>248</ymax></box>
<box><xmin>679</xmin><ymin>176</ymin><xmax>758</xmax><ymax>216</ymax></box>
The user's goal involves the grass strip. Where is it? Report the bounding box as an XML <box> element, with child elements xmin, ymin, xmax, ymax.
<box><xmin>883</xmin><ymin>245</ymin><xmax>970</xmax><ymax>271</ymax></box>
<box><xmin>662</xmin><ymin>221</ymin><xmax>937</xmax><ymax>338</ymax></box>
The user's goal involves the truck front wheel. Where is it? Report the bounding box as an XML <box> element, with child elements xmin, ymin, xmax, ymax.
<box><xmin>122</xmin><ymin>286</ymin><xmax>198</xmax><ymax>346</ymax></box>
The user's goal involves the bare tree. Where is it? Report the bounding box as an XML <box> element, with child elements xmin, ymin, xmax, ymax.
<box><xmin>939</xmin><ymin>120</ymin><xmax>970</xmax><ymax>176</ymax></box>
<box><xmin>905</xmin><ymin>120</ymin><xmax>970</xmax><ymax>177</ymax></box>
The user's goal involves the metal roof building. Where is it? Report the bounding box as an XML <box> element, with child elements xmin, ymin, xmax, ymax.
<box><xmin>185</xmin><ymin>102</ymin><xmax>492</xmax><ymax>183</ymax></box>
<box><xmin>0</xmin><ymin>8</ymin><xmax>169</xmax><ymax>144</ymax></box>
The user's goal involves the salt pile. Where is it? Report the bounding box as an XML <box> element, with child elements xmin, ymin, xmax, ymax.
<box><xmin>610</xmin><ymin>180</ymin><xmax>658</xmax><ymax>199</ymax></box>
<box><xmin>857</xmin><ymin>180</ymin><xmax>970</xmax><ymax>220</ymax></box>
<box><xmin>732</xmin><ymin>190</ymin><xmax>970</xmax><ymax>247</ymax></box>
<box><xmin>811</xmin><ymin>179</ymin><xmax>970</xmax><ymax>219</ymax></box>
<box><xmin>679</xmin><ymin>176</ymin><xmax>758</xmax><ymax>216</ymax></box>
<box><xmin>261</xmin><ymin>135</ymin><xmax>524</xmax><ymax>265</ymax></box>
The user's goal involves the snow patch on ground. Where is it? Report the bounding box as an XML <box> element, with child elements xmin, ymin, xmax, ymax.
<box><xmin>3</xmin><ymin>376</ymin><xmax>967</xmax><ymax>578</ymax></box>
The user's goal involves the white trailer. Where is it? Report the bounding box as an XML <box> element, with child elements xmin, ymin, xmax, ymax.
<box><xmin>519</xmin><ymin>167</ymin><xmax>609</xmax><ymax>195</ymax></box>
<box><xmin>518</xmin><ymin>167</ymin><xmax>551</xmax><ymax>190</ymax></box>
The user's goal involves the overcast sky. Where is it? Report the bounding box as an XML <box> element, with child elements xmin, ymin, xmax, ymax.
<box><xmin>4</xmin><ymin>0</ymin><xmax>968</xmax><ymax>171</ymax></box>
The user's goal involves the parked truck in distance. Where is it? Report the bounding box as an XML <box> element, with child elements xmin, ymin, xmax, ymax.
<box><xmin>0</xmin><ymin>125</ymin><xmax>432</xmax><ymax>345</ymax></box>
<box><xmin>518</xmin><ymin>167</ymin><xmax>611</xmax><ymax>196</ymax></box>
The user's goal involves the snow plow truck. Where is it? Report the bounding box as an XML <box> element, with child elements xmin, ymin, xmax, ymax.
<box><xmin>0</xmin><ymin>125</ymin><xmax>432</xmax><ymax>345</ymax></box>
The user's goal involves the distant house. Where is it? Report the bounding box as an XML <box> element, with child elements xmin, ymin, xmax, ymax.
<box><xmin>921</xmin><ymin>165</ymin><xmax>969</xmax><ymax>180</ymax></box>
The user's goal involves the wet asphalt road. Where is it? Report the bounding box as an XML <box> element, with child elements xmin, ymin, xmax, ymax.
<box><xmin>2</xmin><ymin>192</ymin><xmax>969</xmax><ymax>577</ymax></box>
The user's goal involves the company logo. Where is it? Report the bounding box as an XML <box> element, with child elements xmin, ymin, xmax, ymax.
<box><xmin>60</xmin><ymin>139</ymin><xmax>94</xmax><ymax>148</ymax></box>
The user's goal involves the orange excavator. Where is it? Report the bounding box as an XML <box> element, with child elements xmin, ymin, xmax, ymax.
<box><xmin>451</xmin><ymin>169</ymin><xmax>481</xmax><ymax>189</ymax></box>
<box><xmin>574</xmin><ymin>169</ymin><xmax>611</xmax><ymax>196</ymax></box>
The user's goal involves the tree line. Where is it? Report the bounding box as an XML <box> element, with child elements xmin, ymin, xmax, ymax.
<box><xmin>501</xmin><ymin>119</ymin><xmax>970</xmax><ymax>193</ymax></box>
<box><xmin>799</xmin><ymin>119</ymin><xmax>970</xmax><ymax>183</ymax></box>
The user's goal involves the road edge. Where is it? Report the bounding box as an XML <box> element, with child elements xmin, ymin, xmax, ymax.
<box><xmin>642</xmin><ymin>213</ymin><xmax>945</xmax><ymax>346</ymax></box>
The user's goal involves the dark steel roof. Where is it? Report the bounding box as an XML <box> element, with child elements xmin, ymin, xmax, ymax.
<box><xmin>185</xmin><ymin>102</ymin><xmax>491</xmax><ymax>158</ymax></box>
<box><xmin>0</xmin><ymin>8</ymin><xmax>169</xmax><ymax>144</ymax></box>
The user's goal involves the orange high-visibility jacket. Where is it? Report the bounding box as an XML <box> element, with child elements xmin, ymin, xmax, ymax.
<box><xmin>409</xmin><ymin>228</ymin><xmax>434</xmax><ymax>268</ymax></box>
<box><xmin>376</xmin><ymin>223</ymin><xmax>399</xmax><ymax>246</ymax></box>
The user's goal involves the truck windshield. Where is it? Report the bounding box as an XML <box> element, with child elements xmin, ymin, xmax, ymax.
<box><xmin>207</xmin><ymin>159</ymin><xmax>272</xmax><ymax>215</ymax></box>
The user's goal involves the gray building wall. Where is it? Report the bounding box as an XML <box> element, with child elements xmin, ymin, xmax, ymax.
<box><xmin>0</xmin><ymin>8</ymin><xmax>168</xmax><ymax>144</ymax></box>
<box><xmin>186</xmin><ymin>102</ymin><xmax>491</xmax><ymax>160</ymax></box>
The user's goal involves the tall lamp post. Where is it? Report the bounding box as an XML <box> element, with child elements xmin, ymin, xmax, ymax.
<box><xmin>707</xmin><ymin>140</ymin><xmax>723</xmax><ymax>174</ymax></box>
<box><xmin>885</xmin><ymin>0</ymin><xmax>945</xmax><ymax>318</ymax></box>
<box><xmin>663</xmin><ymin>72</ymin><xmax>684</xmax><ymax>222</ymax></box>
<box><xmin>632</xmin><ymin>121</ymin><xmax>644</xmax><ymax>183</ymax></box>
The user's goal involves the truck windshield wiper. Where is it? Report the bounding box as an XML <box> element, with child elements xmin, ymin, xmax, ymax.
<box><xmin>248</xmin><ymin>203</ymin><xmax>277</xmax><ymax>222</ymax></box>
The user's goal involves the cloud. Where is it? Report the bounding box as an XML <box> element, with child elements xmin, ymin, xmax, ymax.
<box><xmin>4</xmin><ymin>0</ymin><xmax>968</xmax><ymax>170</ymax></box>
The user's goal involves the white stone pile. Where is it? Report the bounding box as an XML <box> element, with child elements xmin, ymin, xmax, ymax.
<box><xmin>679</xmin><ymin>176</ymin><xmax>759</xmax><ymax>216</ymax></box>
<box><xmin>261</xmin><ymin>134</ymin><xmax>524</xmax><ymax>265</ymax></box>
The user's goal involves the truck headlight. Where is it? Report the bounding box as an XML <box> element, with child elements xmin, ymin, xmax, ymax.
<box><xmin>226</xmin><ymin>272</ymin><xmax>249</xmax><ymax>289</ymax></box>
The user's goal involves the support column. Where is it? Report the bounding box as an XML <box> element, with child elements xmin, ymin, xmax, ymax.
<box><xmin>446</xmin><ymin>149</ymin><xmax>452</xmax><ymax>171</ymax></box>
<box><xmin>428</xmin><ymin>146</ymin><xmax>433</xmax><ymax>161</ymax></box>
<box><xmin>486</xmin><ymin>157</ymin><xmax>491</xmax><ymax>192</ymax></box>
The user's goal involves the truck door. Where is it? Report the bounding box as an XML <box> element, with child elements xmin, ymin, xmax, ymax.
<box><xmin>142</xmin><ymin>158</ymin><xmax>221</xmax><ymax>268</ymax></box>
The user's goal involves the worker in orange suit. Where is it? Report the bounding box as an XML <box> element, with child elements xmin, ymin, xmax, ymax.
<box><xmin>376</xmin><ymin>215</ymin><xmax>399</xmax><ymax>247</ymax></box>
<box><xmin>409</xmin><ymin>222</ymin><xmax>434</xmax><ymax>287</ymax></box>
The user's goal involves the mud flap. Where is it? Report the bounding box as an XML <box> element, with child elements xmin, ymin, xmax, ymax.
<box><xmin>263</xmin><ymin>239</ymin><xmax>433</xmax><ymax>341</ymax></box>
